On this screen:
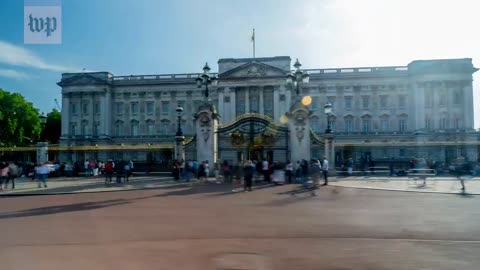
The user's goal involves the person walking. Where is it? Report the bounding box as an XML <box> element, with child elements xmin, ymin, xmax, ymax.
<box><xmin>222</xmin><ymin>161</ymin><xmax>231</xmax><ymax>183</ymax></box>
<box><xmin>172</xmin><ymin>160</ymin><xmax>180</xmax><ymax>181</ymax></box>
<box><xmin>5</xmin><ymin>162</ymin><xmax>19</xmax><ymax>189</ymax></box>
<box><xmin>389</xmin><ymin>157</ymin><xmax>395</xmax><ymax>176</ymax></box>
<box><xmin>104</xmin><ymin>160</ymin><xmax>114</xmax><ymax>183</ymax></box>
<box><xmin>322</xmin><ymin>156</ymin><xmax>329</xmax><ymax>186</ymax></box>
<box><xmin>0</xmin><ymin>162</ymin><xmax>8</xmax><ymax>191</ymax></box>
<box><xmin>243</xmin><ymin>160</ymin><xmax>255</xmax><ymax>192</ymax></box>
<box><xmin>285</xmin><ymin>160</ymin><xmax>293</xmax><ymax>184</ymax></box>
<box><xmin>36</xmin><ymin>163</ymin><xmax>49</xmax><ymax>188</ymax></box>
<box><xmin>185</xmin><ymin>160</ymin><xmax>193</xmax><ymax>183</ymax></box>
<box><xmin>346</xmin><ymin>158</ymin><xmax>353</xmax><ymax>176</ymax></box>
<box><xmin>204</xmin><ymin>160</ymin><xmax>210</xmax><ymax>182</ymax></box>
<box><xmin>311</xmin><ymin>159</ymin><xmax>322</xmax><ymax>195</ymax></box>
<box><xmin>262</xmin><ymin>159</ymin><xmax>269</xmax><ymax>182</ymax></box>
<box><xmin>123</xmin><ymin>161</ymin><xmax>131</xmax><ymax>182</ymax></box>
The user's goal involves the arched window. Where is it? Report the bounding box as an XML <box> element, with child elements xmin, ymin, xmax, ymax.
<box><xmin>362</xmin><ymin>115</ymin><xmax>371</xmax><ymax>133</ymax></box>
<box><xmin>454</xmin><ymin>118</ymin><xmax>460</xmax><ymax>129</ymax></box>
<box><xmin>146</xmin><ymin>120</ymin><xmax>155</xmax><ymax>135</ymax></box>
<box><xmin>161</xmin><ymin>120</ymin><xmax>170</xmax><ymax>135</ymax></box>
<box><xmin>440</xmin><ymin>118</ymin><xmax>447</xmax><ymax>129</ymax></box>
<box><xmin>81</xmin><ymin>120</ymin><xmax>88</xmax><ymax>136</ymax></box>
<box><xmin>344</xmin><ymin>116</ymin><xmax>354</xmax><ymax>133</ymax></box>
<box><xmin>115</xmin><ymin>120</ymin><xmax>124</xmax><ymax>136</ymax></box>
<box><xmin>380</xmin><ymin>115</ymin><xmax>389</xmax><ymax>132</ymax></box>
<box><xmin>131</xmin><ymin>120</ymin><xmax>139</xmax><ymax>136</ymax></box>
<box><xmin>398</xmin><ymin>114</ymin><xmax>408</xmax><ymax>132</ymax></box>
<box><xmin>425</xmin><ymin>117</ymin><xmax>432</xmax><ymax>130</ymax></box>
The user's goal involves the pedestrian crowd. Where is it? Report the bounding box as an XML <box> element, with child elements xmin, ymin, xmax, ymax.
<box><xmin>169</xmin><ymin>157</ymin><xmax>331</xmax><ymax>192</ymax></box>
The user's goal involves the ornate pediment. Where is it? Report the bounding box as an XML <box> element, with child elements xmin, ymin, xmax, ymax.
<box><xmin>218</xmin><ymin>61</ymin><xmax>288</xmax><ymax>78</ymax></box>
<box><xmin>58</xmin><ymin>74</ymin><xmax>111</xmax><ymax>87</ymax></box>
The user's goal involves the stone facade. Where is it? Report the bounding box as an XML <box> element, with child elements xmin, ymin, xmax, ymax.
<box><xmin>57</xmin><ymin>56</ymin><xmax>479</xmax><ymax>165</ymax></box>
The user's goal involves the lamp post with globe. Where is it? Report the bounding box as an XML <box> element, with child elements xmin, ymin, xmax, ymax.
<box><xmin>175</xmin><ymin>104</ymin><xmax>185</xmax><ymax>161</ymax></box>
<box><xmin>324</xmin><ymin>103</ymin><xmax>335</xmax><ymax>175</ymax></box>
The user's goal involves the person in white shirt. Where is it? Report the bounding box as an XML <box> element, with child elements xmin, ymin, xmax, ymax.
<box><xmin>36</xmin><ymin>163</ymin><xmax>49</xmax><ymax>188</ymax></box>
<box><xmin>285</xmin><ymin>160</ymin><xmax>293</xmax><ymax>184</ymax></box>
<box><xmin>322</xmin><ymin>156</ymin><xmax>329</xmax><ymax>185</ymax></box>
<box><xmin>262</xmin><ymin>159</ymin><xmax>269</xmax><ymax>182</ymax></box>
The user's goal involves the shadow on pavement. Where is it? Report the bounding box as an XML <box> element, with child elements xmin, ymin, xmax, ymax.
<box><xmin>0</xmin><ymin>193</ymin><xmax>171</xmax><ymax>219</ymax></box>
<box><xmin>208</xmin><ymin>182</ymin><xmax>275</xmax><ymax>197</ymax></box>
<box><xmin>1</xmin><ymin>178</ymin><xmax>177</xmax><ymax>196</ymax></box>
<box><xmin>0</xmin><ymin>199</ymin><xmax>131</xmax><ymax>219</ymax></box>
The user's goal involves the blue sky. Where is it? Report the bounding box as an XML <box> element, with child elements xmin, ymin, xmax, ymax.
<box><xmin>0</xmin><ymin>0</ymin><xmax>479</xmax><ymax>127</ymax></box>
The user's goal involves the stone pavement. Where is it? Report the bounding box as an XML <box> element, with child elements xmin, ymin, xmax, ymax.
<box><xmin>0</xmin><ymin>175</ymin><xmax>179</xmax><ymax>196</ymax></box>
<box><xmin>1</xmin><ymin>174</ymin><xmax>479</xmax><ymax>196</ymax></box>
<box><xmin>1</xmin><ymin>181</ymin><xmax>480</xmax><ymax>270</ymax></box>
<box><xmin>329</xmin><ymin>175</ymin><xmax>480</xmax><ymax>195</ymax></box>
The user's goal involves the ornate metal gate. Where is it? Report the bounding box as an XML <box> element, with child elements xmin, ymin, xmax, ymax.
<box><xmin>217</xmin><ymin>114</ymin><xmax>289</xmax><ymax>164</ymax></box>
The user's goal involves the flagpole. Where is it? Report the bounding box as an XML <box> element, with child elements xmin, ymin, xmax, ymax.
<box><xmin>252</xmin><ymin>28</ymin><xmax>255</xmax><ymax>58</ymax></box>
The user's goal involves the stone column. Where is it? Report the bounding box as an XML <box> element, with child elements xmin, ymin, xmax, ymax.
<box><xmin>218</xmin><ymin>89</ymin><xmax>225</xmax><ymax>121</ymax></box>
<box><xmin>410</xmin><ymin>81</ymin><xmax>426</xmax><ymax>131</ymax></box>
<box><xmin>287</xmin><ymin>102</ymin><xmax>311</xmax><ymax>163</ymax></box>
<box><xmin>229</xmin><ymin>87</ymin><xmax>236</xmax><ymax>122</ymax></box>
<box><xmin>104</xmin><ymin>89</ymin><xmax>112</xmax><ymax>137</ymax></box>
<box><xmin>61</xmin><ymin>93</ymin><xmax>70</xmax><ymax>136</ymax></box>
<box><xmin>36</xmin><ymin>142</ymin><xmax>49</xmax><ymax>163</ymax></box>
<box><xmin>259</xmin><ymin>86</ymin><xmax>264</xmax><ymax>114</ymax></box>
<box><xmin>195</xmin><ymin>102</ymin><xmax>220</xmax><ymax>176</ymax></box>
<box><xmin>245</xmin><ymin>87</ymin><xmax>250</xmax><ymax>113</ymax></box>
<box><xmin>324</xmin><ymin>133</ymin><xmax>335</xmax><ymax>175</ymax></box>
<box><xmin>463</xmin><ymin>80</ymin><xmax>474</xmax><ymax>129</ymax></box>
<box><xmin>89</xmin><ymin>92</ymin><xmax>95</xmax><ymax>137</ymax></box>
<box><xmin>175</xmin><ymin>135</ymin><xmax>185</xmax><ymax>161</ymax></box>
<box><xmin>99</xmin><ymin>92</ymin><xmax>106</xmax><ymax>137</ymax></box>
<box><xmin>273</xmin><ymin>87</ymin><xmax>280</xmax><ymax>122</ymax></box>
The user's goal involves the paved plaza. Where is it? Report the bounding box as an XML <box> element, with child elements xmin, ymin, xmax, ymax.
<box><xmin>0</xmin><ymin>174</ymin><xmax>479</xmax><ymax>196</ymax></box>
<box><xmin>0</xmin><ymin>180</ymin><xmax>479</xmax><ymax>270</ymax></box>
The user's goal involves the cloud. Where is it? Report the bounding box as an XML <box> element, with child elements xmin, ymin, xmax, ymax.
<box><xmin>0</xmin><ymin>69</ymin><xmax>30</xmax><ymax>79</ymax></box>
<box><xmin>0</xmin><ymin>40</ymin><xmax>81</xmax><ymax>73</ymax></box>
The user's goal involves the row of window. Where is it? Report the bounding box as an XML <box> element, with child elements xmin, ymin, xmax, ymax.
<box><xmin>70</xmin><ymin>120</ymin><xmax>185</xmax><ymax>137</ymax></box>
<box><xmin>426</xmin><ymin>118</ymin><xmax>462</xmax><ymax>130</ymax></box>
<box><xmin>309</xmin><ymin>117</ymin><xmax>463</xmax><ymax>133</ymax></box>
<box><xmin>70</xmin><ymin>90</ymin><xmax>463</xmax><ymax>116</ymax></box>
<box><xmin>310</xmin><ymin>117</ymin><xmax>408</xmax><ymax>133</ymax></box>
<box><xmin>308</xmin><ymin>95</ymin><xmax>408</xmax><ymax>111</ymax></box>
<box><xmin>70</xmin><ymin>102</ymin><xmax>101</xmax><ymax>115</ymax></box>
<box><xmin>425</xmin><ymin>89</ymin><xmax>463</xmax><ymax>107</ymax></box>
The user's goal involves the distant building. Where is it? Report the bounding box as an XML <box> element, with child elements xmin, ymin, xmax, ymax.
<box><xmin>57</xmin><ymin>56</ymin><xmax>479</xmax><ymax>165</ymax></box>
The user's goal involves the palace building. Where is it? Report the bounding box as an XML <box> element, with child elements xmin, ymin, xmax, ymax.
<box><xmin>57</xmin><ymin>56</ymin><xmax>479</xmax><ymax>166</ymax></box>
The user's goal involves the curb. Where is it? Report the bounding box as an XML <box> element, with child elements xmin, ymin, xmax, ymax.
<box><xmin>328</xmin><ymin>184</ymin><xmax>480</xmax><ymax>196</ymax></box>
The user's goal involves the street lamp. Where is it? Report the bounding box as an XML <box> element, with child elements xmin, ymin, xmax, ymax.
<box><xmin>324</xmin><ymin>103</ymin><xmax>333</xmax><ymax>134</ymax></box>
<box><xmin>176</xmin><ymin>105</ymin><xmax>184</xmax><ymax>136</ymax></box>
<box><xmin>39</xmin><ymin>112</ymin><xmax>47</xmax><ymax>126</ymax></box>
<box><xmin>286</xmin><ymin>59</ymin><xmax>310</xmax><ymax>97</ymax></box>
<box><xmin>174</xmin><ymin>104</ymin><xmax>185</xmax><ymax>161</ymax></box>
<box><xmin>37</xmin><ymin>112</ymin><xmax>49</xmax><ymax>164</ymax></box>
<box><xmin>39</xmin><ymin>112</ymin><xmax>47</xmax><ymax>140</ymax></box>
<box><xmin>196</xmin><ymin>62</ymin><xmax>218</xmax><ymax>100</ymax></box>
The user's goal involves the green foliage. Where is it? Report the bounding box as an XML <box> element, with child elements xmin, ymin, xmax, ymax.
<box><xmin>0</xmin><ymin>88</ymin><xmax>41</xmax><ymax>146</ymax></box>
<box><xmin>43</xmin><ymin>108</ymin><xmax>61</xmax><ymax>144</ymax></box>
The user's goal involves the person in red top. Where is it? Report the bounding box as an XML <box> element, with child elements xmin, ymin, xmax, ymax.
<box><xmin>104</xmin><ymin>160</ymin><xmax>114</xmax><ymax>183</ymax></box>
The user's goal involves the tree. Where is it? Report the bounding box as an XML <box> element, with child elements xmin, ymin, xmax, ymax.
<box><xmin>42</xmin><ymin>108</ymin><xmax>61</xmax><ymax>144</ymax></box>
<box><xmin>0</xmin><ymin>88</ymin><xmax>41</xmax><ymax>146</ymax></box>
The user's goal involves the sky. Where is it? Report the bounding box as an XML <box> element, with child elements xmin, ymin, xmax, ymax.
<box><xmin>0</xmin><ymin>0</ymin><xmax>479</xmax><ymax>128</ymax></box>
